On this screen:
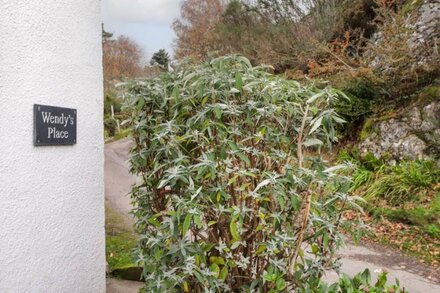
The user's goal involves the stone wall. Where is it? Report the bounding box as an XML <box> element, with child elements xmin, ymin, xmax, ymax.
<box><xmin>359</xmin><ymin>97</ymin><xmax>440</xmax><ymax>164</ymax></box>
<box><xmin>409</xmin><ymin>0</ymin><xmax>440</xmax><ymax>54</ymax></box>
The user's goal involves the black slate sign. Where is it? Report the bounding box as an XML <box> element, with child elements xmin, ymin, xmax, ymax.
<box><xmin>33</xmin><ymin>104</ymin><xmax>77</xmax><ymax>146</ymax></box>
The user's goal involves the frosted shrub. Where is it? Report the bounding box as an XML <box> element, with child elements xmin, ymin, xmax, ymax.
<box><xmin>124</xmin><ymin>56</ymin><xmax>364</xmax><ymax>292</ymax></box>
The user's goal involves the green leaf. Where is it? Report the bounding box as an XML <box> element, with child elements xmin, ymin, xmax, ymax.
<box><xmin>209</xmin><ymin>263</ymin><xmax>220</xmax><ymax>278</ymax></box>
<box><xmin>136</xmin><ymin>97</ymin><xmax>145</xmax><ymax>110</ymax></box>
<box><xmin>276</xmin><ymin>278</ymin><xmax>286</xmax><ymax>291</ymax></box>
<box><xmin>290</xmin><ymin>194</ymin><xmax>300</xmax><ymax>211</ymax></box>
<box><xmin>277</xmin><ymin>195</ymin><xmax>285</xmax><ymax>210</ymax></box>
<box><xmin>263</xmin><ymin>273</ymin><xmax>277</xmax><ymax>282</ymax></box>
<box><xmin>333</xmin><ymin>115</ymin><xmax>346</xmax><ymax>124</ymax></box>
<box><xmin>228</xmin><ymin>175</ymin><xmax>239</xmax><ymax>186</ymax></box>
<box><xmin>219</xmin><ymin>266</ymin><xmax>228</xmax><ymax>280</ymax></box>
<box><xmin>194</xmin><ymin>214</ymin><xmax>203</xmax><ymax>229</ymax></box>
<box><xmin>307</xmin><ymin>91</ymin><xmax>325</xmax><ymax>104</ymax></box>
<box><xmin>230</xmin><ymin>220</ymin><xmax>240</xmax><ymax>241</ymax></box>
<box><xmin>235</xmin><ymin>72</ymin><xmax>243</xmax><ymax>89</ymax></box>
<box><xmin>214</xmin><ymin>106</ymin><xmax>222</xmax><ymax>119</ymax></box>
<box><xmin>154</xmin><ymin>247</ymin><xmax>163</xmax><ymax>261</ymax></box>
<box><xmin>208</xmin><ymin>220</ymin><xmax>217</xmax><ymax>226</ymax></box>
<box><xmin>237</xmin><ymin>152</ymin><xmax>251</xmax><ymax>165</ymax></box>
<box><xmin>193</xmin><ymin>269</ymin><xmax>205</xmax><ymax>284</ymax></box>
<box><xmin>147</xmin><ymin>217</ymin><xmax>161</xmax><ymax>228</ymax></box>
<box><xmin>227</xmin><ymin>141</ymin><xmax>240</xmax><ymax>151</ymax></box>
<box><xmin>228</xmin><ymin>141</ymin><xmax>251</xmax><ymax>165</ymax></box>
<box><xmin>182</xmin><ymin>213</ymin><xmax>192</xmax><ymax>236</ymax></box>
<box><xmin>303</xmin><ymin>138</ymin><xmax>323</xmax><ymax>147</ymax></box>
<box><xmin>255</xmin><ymin>245</ymin><xmax>266</xmax><ymax>255</ymax></box>
<box><xmin>311</xmin><ymin>243</ymin><xmax>319</xmax><ymax>255</ymax></box>
<box><xmin>209</xmin><ymin>256</ymin><xmax>225</xmax><ymax>265</ymax></box>
<box><xmin>324</xmin><ymin>164</ymin><xmax>347</xmax><ymax>173</ymax></box>
<box><xmin>309</xmin><ymin>116</ymin><xmax>323</xmax><ymax>135</ymax></box>
<box><xmin>230</xmin><ymin>87</ymin><xmax>240</xmax><ymax>94</ymax></box>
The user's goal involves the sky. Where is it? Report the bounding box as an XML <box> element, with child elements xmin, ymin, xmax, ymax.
<box><xmin>101</xmin><ymin>0</ymin><xmax>181</xmax><ymax>62</ymax></box>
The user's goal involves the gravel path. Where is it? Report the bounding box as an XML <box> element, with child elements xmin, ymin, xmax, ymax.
<box><xmin>105</xmin><ymin>138</ymin><xmax>440</xmax><ymax>293</ymax></box>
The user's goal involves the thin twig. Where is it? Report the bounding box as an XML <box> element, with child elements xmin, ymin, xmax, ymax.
<box><xmin>288</xmin><ymin>104</ymin><xmax>310</xmax><ymax>276</ymax></box>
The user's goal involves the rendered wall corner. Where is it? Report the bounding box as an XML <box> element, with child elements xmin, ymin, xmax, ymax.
<box><xmin>0</xmin><ymin>1</ymin><xmax>105</xmax><ymax>292</ymax></box>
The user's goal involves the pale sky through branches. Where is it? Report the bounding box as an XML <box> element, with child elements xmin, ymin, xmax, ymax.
<box><xmin>102</xmin><ymin>0</ymin><xmax>181</xmax><ymax>61</ymax></box>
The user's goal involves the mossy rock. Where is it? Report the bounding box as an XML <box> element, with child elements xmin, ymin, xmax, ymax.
<box><xmin>112</xmin><ymin>266</ymin><xmax>144</xmax><ymax>281</ymax></box>
<box><xmin>417</xmin><ymin>85</ymin><xmax>440</xmax><ymax>103</ymax></box>
<box><xmin>401</xmin><ymin>0</ymin><xmax>424</xmax><ymax>15</ymax></box>
<box><xmin>359</xmin><ymin>118</ymin><xmax>377</xmax><ymax>141</ymax></box>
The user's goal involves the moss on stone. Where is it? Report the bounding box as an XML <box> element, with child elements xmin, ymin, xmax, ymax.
<box><xmin>359</xmin><ymin>118</ymin><xmax>377</xmax><ymax>141</ymax></box>
<box><xmin>419</xmin><ymin>85</ymin><xmax>440</xmax><ymax>102</ymax></box>
<box><xmin>112</xmin><ymin>266</ymin><xmax>143</xmax><ymax>281</ymax></box>
<box><xmin>401</xmin><ymin>0</ymin><xmax>424</xmax><ymax>16</ymax></box>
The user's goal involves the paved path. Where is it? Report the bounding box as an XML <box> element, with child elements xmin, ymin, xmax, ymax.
<box><xmin>105</xmin><ymin>138</ymin><xmax>440</xmax><ymax>293</ymax></box>
<box><xmin>106</xmin><ymin>278</ymin><xmax>143</xmax><ymax>293</ymax></box>
<box><xmin>105</xmin><ymin>138</ymin><xmax>137</xmax><ymax>228</ymax></box>
<box><xmin>325</xmin><ymin>242</ymin><xmax>440</xmax><ymax>292</ymax></box>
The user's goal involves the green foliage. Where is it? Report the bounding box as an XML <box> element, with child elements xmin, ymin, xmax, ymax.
<box><xmin>330</xmin><ymin>86</ymin><xmax>373</xmax><ymax>138</ymax></box>
<box><xmin>417</xmin><ymin>83</ymin><xmax>440</xmax><ymax>103</ymax></box>
<box><xmin>150</xmin><ymin>49</ymin><xmax>170</xmax><ymax>68</ymax></box>
<box><xmin>401</xmin><ymin>0</ymin><xmax>423</xmax><ymax>15</ymax></box>
<box><xmin>124</xmin><ymin>55</ymin><xmax>364</xmax><ymax>292</ymax></box>
<box><xmin>426</xmin><ymin>224</ymin><xmax>440</xmax><ymax>239</ymax></box>
<box><xmin>104</xmin><ymin>117</ymin><xmax>118</xmax><ymax>137</ymax></box>
<box><xmin>341</xmin><ymin>150</ymin><xmax>440</xmax><ymax>240</ymax></box>
<box><xmin>370</xmin><ymin>200</ymin><xmax>439</xmax><ymax>228</ymax></box>
<box><xmin>113</xmin><ymin>128</ymin><xmax>132</xmax><ymax>141</ymax></box>
<box><xmin>363</xmin><ymin>160</ymin><xmax>439</xmax><ymax>205</ymax></box>
<box><xmin>311</xmin><ymin>269</ymin><xmax>404</xmax><ymax>293</ymax></box>
<box><xmin>105</xmin><ymin>203</ymin><xmax>138</xmax><ymax>271</ymax></box>
<box><xmin>359</xmin><ymin>118</ymin><xmax>376</xmax><ymax>141</ymax></box>
<box><xmin>104</xmin><ymin>92</ymin><xmax>122</xmax><ymax>115</ymax></box>
<box><xmin>104</xmin><ymin>92</ymin><xmax>124</xmax><ymax>138</ymax></box>
<box><xmin>106</xmin><ymin>232</ymin><xmax>137</xmax><ymax>271</ymax></box>
<box><xmin>342</xmin><ymin>150</ymin><xmax>439</xmax><ymax>205</ymax></box>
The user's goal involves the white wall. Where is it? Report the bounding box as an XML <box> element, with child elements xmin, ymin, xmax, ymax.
<box><xmin>0</xmin><ymin>1</ymin><xmax>105</xmax><ymax>292</ymax></box>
